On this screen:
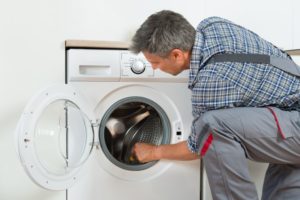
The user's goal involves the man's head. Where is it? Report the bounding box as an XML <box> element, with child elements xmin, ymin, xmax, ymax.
<box><xmin>130</xmin><ymin>10</ymin><xmax>196</xmax><ymax>75</ymax></box>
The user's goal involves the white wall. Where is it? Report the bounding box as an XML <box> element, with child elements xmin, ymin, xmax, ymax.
<box><xmin>291</xmin><ymin>0</ymin><xmax>300</xmax><ymax>64</ymax></box>
<box><xmin>0</xmin><ymin>0</ymin><xmax>298</xmax><ymax>200</ymax></box>
<box><xmin>65</xmin><ymin>0</ymin><xmax>205</xmax><ymax>41</ymax></box>
<box><xmin>0</xmin><ymin>0</ymin><xmax>66</xmax><ymax>200</ymax></box>
<box><xmin>293</xmin><ymin>0</ymin><xmax>300</xmax><ymax>49</ymax></box>
<box><xmin>0</xmin><ymin>1</ymin><xmax>205</xmax><ymax>200</ymax></box>
<box><xmin>202</xmin><ymin>0</ymin><xmax>294</xmax><ymax>50</ymax></box>
<box><xmin>292</xmin><ymin>0</ymin><xmax>300</xmax><ymax>49</ymax></box>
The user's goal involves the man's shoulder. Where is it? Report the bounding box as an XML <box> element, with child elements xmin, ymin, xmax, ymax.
<box><xmin>197</xmin><ymin>16</ymin><xmax>235</xmax><ymax>31</ymax></box>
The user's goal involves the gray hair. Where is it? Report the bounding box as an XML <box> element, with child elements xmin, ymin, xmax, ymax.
<box><xmin>130</xmin><ymin>10</ymin><xmax>196</xmax><ymax>57</ymax></box>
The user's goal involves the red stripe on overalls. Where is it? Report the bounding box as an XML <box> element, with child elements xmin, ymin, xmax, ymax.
<box><xmin>200</xmin><ymin>132</ymin><xmax>213</xmax><ymax>157</ymax></box>
<box><xmin>266</xmin><ymin>107</ymin><xmax>286</xmax><ymax>139</ymax></box>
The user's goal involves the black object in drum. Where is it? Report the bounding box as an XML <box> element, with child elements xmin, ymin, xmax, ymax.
<box><xmin>121</xmin><ymin>115</ymin><xmax>163</xmax><ymax>164</ymax></box>
<box><xmin>106</xmin><ymin>106</ymin><xmax>163</xmax><ymax>165</ymax></box>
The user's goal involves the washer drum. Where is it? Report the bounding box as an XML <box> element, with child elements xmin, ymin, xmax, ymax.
<box><xmin>104</xmin><ymin>105</ymin><xmax>163</xmax><ymax>165</ymax></box>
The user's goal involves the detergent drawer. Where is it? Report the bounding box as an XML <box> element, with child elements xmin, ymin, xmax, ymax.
<box><xmin>67</xmin><ymin>49</ymin><xmax>122</xmax><ymax>82</ymax></box>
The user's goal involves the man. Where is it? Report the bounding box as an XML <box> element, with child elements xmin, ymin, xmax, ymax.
<box><xmin>130</xmin><ymin>10</ymin><xmax>300</xmax><ymax>200</ymax></box>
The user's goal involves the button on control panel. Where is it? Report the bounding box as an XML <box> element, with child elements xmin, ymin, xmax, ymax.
<box><xmin>131</xmin><ymin>59</ymin><xmax>146</xmax><ymax>74</ymax></box>
<box><xmin>121</xmin><ymin>51</ymin><xmax>153</xmax><ymax>77</ymax></box>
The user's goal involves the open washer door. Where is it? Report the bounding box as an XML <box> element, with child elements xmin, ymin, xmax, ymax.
<box><xmin>15</xmin><ymin>85</ymin><xmax>95</xmax><ymax>190</ymax></box>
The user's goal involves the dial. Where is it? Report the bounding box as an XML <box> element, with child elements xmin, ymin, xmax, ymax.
<box><xmin>131</xmin><ymin>59</ymin><xmax>146</xmax><ymax>74</ymax></box>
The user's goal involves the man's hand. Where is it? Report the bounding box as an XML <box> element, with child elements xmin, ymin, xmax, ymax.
<box><xmin>132</xmin><ymin>143</ymin><xmax>159</xmax><ymax>163</ymax></box>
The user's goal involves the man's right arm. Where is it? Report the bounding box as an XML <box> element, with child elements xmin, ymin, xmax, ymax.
<box><xmin>132</xmin><ymin>141</ymin><xmax>200</xmax><ymax>163</ymax></box>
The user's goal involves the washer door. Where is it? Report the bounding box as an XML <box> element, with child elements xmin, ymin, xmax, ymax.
<box><xmin>15</xmin><ymin>85</ymin><xmax>95</xmax><ymax>190</ymax></box>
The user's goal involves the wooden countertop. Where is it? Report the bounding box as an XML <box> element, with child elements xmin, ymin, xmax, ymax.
<box><xmin>65</xmin><ymin>40</ymin><xmax>130</xmax><ymax>49</ymax></box>
<box><xmin>285</xmin><ymin>49</ymin><xmax>300</xmax><ymax>56</ymax></box>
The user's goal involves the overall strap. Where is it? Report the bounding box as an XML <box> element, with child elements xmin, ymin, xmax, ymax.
<box><xmin>206</xmin><ymin>54</ymin><xmax>300</xmax><ymax>77</ymax></box>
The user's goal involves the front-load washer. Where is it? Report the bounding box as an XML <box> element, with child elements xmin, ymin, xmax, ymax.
<box><xmin>15</xmin><ymin>40</ymin><xmax>202</xmax><ymax>200</ymax></box>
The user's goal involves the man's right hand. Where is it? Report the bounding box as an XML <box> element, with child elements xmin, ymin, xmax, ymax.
<box><xmin>132</xmin><ymin>143</ymin><xmax>159</xmax><ymax>163</ymax></box>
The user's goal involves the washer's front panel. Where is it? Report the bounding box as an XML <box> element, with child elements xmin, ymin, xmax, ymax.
<box><xmin>66</xmin><ymin>81</ymin><xmax>200</xmax><ymax>200</ymax></box>
<box><xmin>66</xmin><ymin>48</ymin><xmax>200</xmax><ymax>200</ymax></box>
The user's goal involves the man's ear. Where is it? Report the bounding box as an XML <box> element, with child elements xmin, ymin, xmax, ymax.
<box><xmin>169</xmin><ymin>49</ymin><xmax>185</xmax><ymax>61</ymax></box>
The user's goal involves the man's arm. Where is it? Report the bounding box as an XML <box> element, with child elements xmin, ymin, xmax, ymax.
<box><xmin>132</xmin><ymin>141</ymin><xmax>200</xmax><ymax>163</ymax></box>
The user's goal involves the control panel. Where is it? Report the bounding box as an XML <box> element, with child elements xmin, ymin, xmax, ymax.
<box><xmin>120</xmin><ymin>51</ymin><xmax>154</xmax><ymax>77</ymax></box>
<box><xmin>67</xmin><ymin>48</ymin><xmax>189</xmax><ymax>82</ymax></box>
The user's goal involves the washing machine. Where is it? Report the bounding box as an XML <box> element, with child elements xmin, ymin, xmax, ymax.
<box><xmin>15</xmin><ymin>40</ymin><xmax>202</xmax><ymax>200</ymax></box>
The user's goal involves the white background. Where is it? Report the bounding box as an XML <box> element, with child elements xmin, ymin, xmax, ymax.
<box><xmin>0</xmin><ymin>0</ymin><xmax>299</xmax><ymax>200</ymax></box>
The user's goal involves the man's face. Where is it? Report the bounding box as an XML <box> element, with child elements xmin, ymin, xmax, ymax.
<box><xmin>143</xmin><ymin>50</ymin><xmax>190</xmax><ymax>76</ymax></box>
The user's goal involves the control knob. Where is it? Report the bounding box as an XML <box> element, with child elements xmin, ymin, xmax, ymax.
<box><xmin>131</xmin><ymin>59</ymin><xmax>146</xmax><ymax>74</ymax></box>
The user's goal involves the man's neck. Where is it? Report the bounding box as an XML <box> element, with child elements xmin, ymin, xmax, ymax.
<box><xmin>183</xmin><ymin>50</ymin><xmax>192</xmax><ymax>70</ymax></box>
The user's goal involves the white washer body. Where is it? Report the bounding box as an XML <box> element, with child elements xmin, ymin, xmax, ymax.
<box><xmin>15</xmin><ymin>41</ymin><xmax>201</xmax><ymax>200</ymax></box>
<box><xmin>66</xmin><ymin>47</ymin><xmax>200</xmax><ymax>200</ymax></box>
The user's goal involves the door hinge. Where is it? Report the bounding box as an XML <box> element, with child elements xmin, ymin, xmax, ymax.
<box><xmin>91</xmin><ymin>119</ymin><xmax>100</xmax><ymax>128</ymax></box>
<box><xmin>89</xmin><ymin>141</ymin><xmax>100</xmax><ymax>149</ymax></box>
